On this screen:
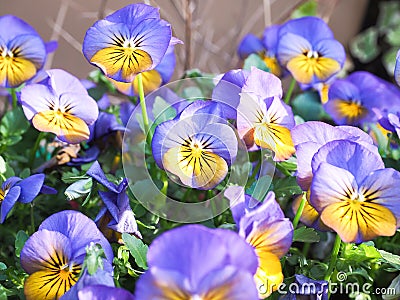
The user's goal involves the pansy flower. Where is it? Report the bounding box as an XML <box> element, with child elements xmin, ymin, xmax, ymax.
<box><xmin>86</xmin><ymin>161</ymin><xmax>141</xmax><ymax>240</ymax></box>
<box><xmin>225</xmin><ymin>186</ymin><xmax>293</xmax><ymax>297</ymax></box>
<box><xmin>0</xmin><ymin>174</ymin><xmax>56</xmax><ymax>223</ymax></box>
<box><xmin>135</xmin><ymin>224</ymin><xmax>259</xmax><ymax>299</ymax></box>
<box><xmin>20</xmin><ymin>210</ymin><xmax>113</xmax><ymax>300</ymax></box>
<box><xmin>236</xmin><ymin>67</ymin><xmax>295</xmax><ymax>161</ymax></box>
<box><xmin>277</xmin><ymin>16</ymin><xmax>345</xmax><ymax>85</ymax></box>
<box><xmin>324</xmin><ymin>71</ymin><xmax>400</xmax><ymax>126</ymax></box>
<box><xmin>20</xmin><ymin>69</ymin><xmax>99</xmax><ymax>144</ymax></box>
<box><xmin>291</xmin><ymin>121</ymin><xmax>377</xmax><ymax>191</ymax></box>
<box><xmin>310</xmin><ymin>140</ymin><xmax>400</xmax><ymax>243</ymax></box>
<box><xmin>0</xmin><ymin>15</ymin><xmax>47</xmax><ymax>87</ymax></box>
<box><xmin>83</xmin><ymin>3</ymin><xmax>181</xmax><ymax>83</ymax></box>
<box><xmin>111</xmin><ymin>44</ymin><xmax>177</xmax><ymax>96</ymax></box>
<box><xmin>152</xmin><ymin>100</ymin><xmax>238</xmax><ymax>190</ymax></box>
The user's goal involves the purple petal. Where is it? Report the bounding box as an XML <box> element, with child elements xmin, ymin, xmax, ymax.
<box><xmin>78</xmin><ymin>286</ymin><xmax>134</xmax><ymax>300</ymax></box>
<box><xmin>0</xmin><ymin>15</ymin><xmax>41</xmax><ymax>41</ymax></box>
<box><xmin>0</xmin><ymin>186</ymin><xmax>20</xmax><ymax>223</ymax></box>
<box><xmin>120</xmin><ymin>102</ymin><xmax>136</xmax><ymax>127</ymax></box>
<box><xmin>262</xmin><ymin>25</ymin><xmax>280</xmax><ymax>55</ymax></box>
<box><xmin>311</xmin><ymin>140</ymin><xmax>384</xmax><ymax>183</ymax></box>
<box><xmin>242</xmin><ymin>67</ymin><xmax>283</xmax><ymax>99</ymax></box>
<box><xmin>45</xmin><ymin>40</ymin><xmax>58</xmax><ymax>54</ymax></box>
<box><xmin>86</xmin><ymin>161</ymin><xmax>119</xmax><ymax>193</ymax></box>
<box><xmin>20</xmin><ymin>229</ymin><xmax>72</xmax><ymax>274</ymax></box>
<box><xmin>224</xmin><ymin>186</ymin><xmax>261</xmax><ymax>225</ymax></box>
<box><xmin>277</xmin><ymin>32</ymin><xmax>312</xmax><ymax>66</ymax></box>
<box><xmin>314</xmin><ymin>39</ymin><xmax>345</xmax><ymax>66</ymax></box>
<box><xmin>295</xmin><ymin>141</ymin><xmax>322</xmax><ymax>190</ymax></box>
<box><xmin>395</xmin><ymin>49</ymin><xmax>400</xmax><ymax>86</ymax></box>
<box><xmin>21</xmin><ymin>84</ymin><xmax>57</xmax><ymax>120</ymax></box>
<box><xmin>38</xmin><ymin>210</ymin><xmax>113</xmax><ymax>262</ymax></box>
<box><xmin>237</xmin><ymin>34</ymin><xmax>264</xmax><ymax>59</ymax></box>
<box><xmin>59</xmin><ymin>92</ymin><xmax>98</xmax><ymax>125</ymax></box>
<box><xmin>16</xmin><ymin>174</ymin><xmax>45</xmax><ymax>204</ymax></box>
<box><xmin>47</xmin><ymin>69</ymin><xmax>88</xmax><ymax>96</ymax></box>
<box><xmin>146</xmin><ymin>225</ymin><xmax>257</xmax><ymax>284</ymax></box>
<box><xmin>155</xmin><ymin>44</ymin><xmax>176</xmax><ymax>84</ymax></box>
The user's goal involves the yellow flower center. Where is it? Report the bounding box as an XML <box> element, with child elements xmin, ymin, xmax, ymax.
<box><xmin>334</xmin><ymin>100</ymin><xmax>366</xmax><ymax>122</ymax></box>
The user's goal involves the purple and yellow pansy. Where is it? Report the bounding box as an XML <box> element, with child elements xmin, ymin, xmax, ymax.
<box><xmin>20</xmin><ymin>210</ymin><xmax>113</xmax><ymax>300</ymax></box>
<box><xmin>0</xmin><ymin>15</ymin><xmax>47</xmax><ymax>87</ymax></box>
<box><xmin>83</xmin><ymin>3</ymin><xmax>181</xmax><ymax>83</ymax></box>
<box><xmin>310</xmin><ymin>140</ymin><xmax>400</xmax><ymax>243</ymax></box>
<box><xmin>277</xmin><ymin>16</ymin><xmax>345</xmax><ymax>85</ymax></box>
<box><xmin>152</xmin><ymin>100</ymin><xmax>238</xmax><ymax>190</ymax></box>
<box><xmin>225</xmin><ymin>186</ymin><xmax>293</xmax><ymax>297</ymax></box>
<box><xmin>20</xmin><ymin>69</ymin><xmax>99</xmax><ymax>144</ymax></box>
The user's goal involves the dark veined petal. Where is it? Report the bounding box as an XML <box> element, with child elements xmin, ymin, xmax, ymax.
<box><xmin>310</xmin><ymin>162</ymin><xmax>358</xmax><ymax>212</ymax></box>
<box><xmin>358</xmin><ymin>168</ymin><xmax>400</xmax><ymax>224</ymax></box>
<box><xmin>32</xmin><ymin>110</ymin><xmax>91</xmax><ymax>144</ymax></box>
<box><xmin>83</xmin><ymin>4</ymin><xmax>173</xmax><ymax>82</ymax></box>
<box><xmin>38</xmin><ymin>210</ymin><xmax>113</xmax><ymax>263</ymax></box>
<box><xmin>321</xmin><ymin>201</ymin><xmax>396</xmax><ymax>243</ymax></box>
<box><xmin>20</xmin><ymin>229</ymin><xmax>72</xmax><ymax>274</ymax></box>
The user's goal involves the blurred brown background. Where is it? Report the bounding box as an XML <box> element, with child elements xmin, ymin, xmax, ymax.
<box><xmin>0</xmin><ymin>0</ymin><xmax>368</xmax><ymax>80</ymax></box>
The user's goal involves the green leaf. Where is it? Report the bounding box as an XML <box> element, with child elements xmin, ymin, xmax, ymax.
<box><xmin>0</xmin><ymin>263</ymin><xmax>6</xmax><ymax>271</ymax></box>
<box><xmin>379</xmin><ymin>250</ymin><xmax>400</xmax><ymax>269</ymax></box>
<box><xmin>385</xmin><ymin>24</ymin><xmax>400</xmax><ymax>46</ymax></box>
<box><xmin>293</xmin><ymin>226</ymin><xmax>320</xmax><ymax>243</ymax></box>
<box><xmin>291</xmin><ymin>0</ymin><xmax>317</xmax><ymax>19</ymax></box>
<box><xmin>291</xmin><ymin>91</ymin><xmax>325</xmax><ymax>121</ymax></box>
<box><xmin>15</xmin><ymin>231</ymin><xmax>29</xmax><ymax>258</ymax></box>
<box><xmin>64</xmin><ymin>178</ymin><xmax>92</xmax><ymax>201</ymax></box>
<box><xmin>273</xmin><ymin>176</ymin><xmax>302</xmax><ymax>200</ymax></box>
<box><xmin>350</xmin><ymin>27</ymin><xmax>380</xmax><ymax>63</ymax></box>
<box><xmin>84</xmin><ymin>243</ymin><xmax>105</xmax><ymax>275</ymax></box>
<box><xmin>122</xmin><ymin>233</ymin><xmax>148</xmax><ymax>269</ymax></box>
<box><xmin>152</xmin><ymin>96</ymin><xmax>177</xmax><ymax>125</ymax></box>
<box><xmin>0</xmin><ymin>107</ymin><xmax>29</xmax><ymax>138</ymax></box>
<box><xmin>243</xmin><ymin>54</ymin><xmax>270</xmax><ymax>72</ymax></box>
<box><xmin>383</xmin><ymin>47</ymin><xmax>398</xmax><ymax>76</ymax></box>
<box><xmin>377</xmin><ymin>1</ymin><xmax>400</xmax><ymax>31</ymax></box>
<box><xmin>343</xmin><ymin>242</ymin><xmax>382</xmax><ymax>264</ymax></box>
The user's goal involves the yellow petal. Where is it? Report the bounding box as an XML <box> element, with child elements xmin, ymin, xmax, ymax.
<box><xmin>91</xmin><ymin>47</ymin><xmax>153</xmax><ymax>82</ymax></box>
<box><xmin>254</xmin><ymin>251</ymin><xmax>283</xmax><ymax>298</ymax></box>
<box><xmin>0</xmin><ymin>56</ymin><xmax>37</xmax><ymax>87</ymax></box>
<box><xmin>133</xmin><ymin>70</ymin><xmax>162</xmax><ymax>95</ymax></box>
<box><xmin>321</xmin><ymin>201</ymin><xmax>397</xmax><ymax>243</ymax></box>
<box><xmin>287</xmin><ymin>55</ymin><xmax>340</xmax><ymax>84</ymax></box>
<box><xmin>32</xmin><ymin>110</ymin><xmax>90</xmax><ymax>144</ymax></box>
<box><xmin>254</xmin><ymin>123</ymin><xmax>295</xmax><ymax>161</ymax></box>
<box><xmin>163</xmin><ymin>146</ymin><xmax>228</xmax><ymax>190</ymax></box>
<box><xmin>263</xmin><ymin>56</ymin><xmax>282</xmax><ymax>77</ymax></box>
<box><xmin>24</xmin><ymin>267</ymin><xmax>80</xmax><ymax>300</ymax></box>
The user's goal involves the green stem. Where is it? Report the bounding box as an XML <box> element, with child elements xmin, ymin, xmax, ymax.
<box><xmin>30</xmin><ymin>202</ymin><xmax>35</xmax><ymax>233</ymax></box>
<box><xmin>10</xmin><ymin>88</ymin><xmax>18</xmax><ymax>108</ymax></box>
<box><xmin>292</xmin><ymin>192</ymin><xmax>306</xmax><ymax>229</ymax></box>
<box><xmin>29</xmin><ymin>132</ymin><xmax>45</xmax><ymax>166</ymax></box>
<box><xmin>160</xmin><ymin>171</ymin><xmax>168</xmax><ymax>195</ymax></box>
<box><xmin>324</xmin><ymin>234</ymin><xmax>342</xmax><ymax>282</ymax></box>
<box><xmin>137</xmin><ymin>73</ymin><xmax>151</xmax><ymax>141</ymax></box>
<box><xmin>248</xmin><ymin>157</ymin><xmax>261</xmax><ymax>186</ymax></box>
<box><xmin>284</xmin><ymin>77</ymin><xmax>296</xmax><ymax>104</ymax></box>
